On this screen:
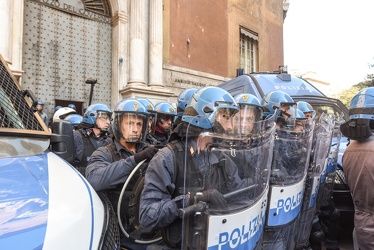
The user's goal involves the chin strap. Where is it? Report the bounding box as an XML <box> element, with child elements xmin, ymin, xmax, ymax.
<box><xmin>121</xmin><ymin>135</ymin><xmax>140</xmax><ymax>143</ymax></box>
<box><xmin>93</xmin><ymin>122</ymin><xmax>109</xmax><ymax>135</ymax></box>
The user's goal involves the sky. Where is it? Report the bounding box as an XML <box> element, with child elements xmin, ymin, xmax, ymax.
<box><xmin>284</xmin><ymin>0</ymin><xmax>374</xmax><ymax>90</ymax></box>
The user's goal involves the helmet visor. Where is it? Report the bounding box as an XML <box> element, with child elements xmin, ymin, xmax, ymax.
<box><xmin>210</xmin><ymin>102</ymin><xmax>238</xmax><ymax>134</ymax></box>
<box><xmin>96</xmin><ymin>111</ymin><xmax>112</xmax><ymax>121</ymax></box>
<box><xmin>233</xmin><ymin>105</ymin><xmax>263</xmax><ymax>136</ymax></box>
<box><xmin>276</xmin><ymin>102</ymin><xmax>296</xmax><ymax>125</ymax></box>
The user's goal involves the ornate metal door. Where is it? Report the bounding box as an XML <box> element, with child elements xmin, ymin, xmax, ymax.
<box><xmin>22</xmin><ymin>0</ymin><xmax>112</xmax><ymax>116</ymax></box>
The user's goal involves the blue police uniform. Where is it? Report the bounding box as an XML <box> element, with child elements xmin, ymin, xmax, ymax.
<box><xmin>39</xmin><ymin>111</ymin><xmax>49</xmax><ymax>127</ymax></box>
<box><xmin>86</xmin><ymin>139</ymin><xmax>148</xmax><ymax>191</ymax></box>
<box><xmin>139</xmin><ymin>137</ymin><xmax>253</xmax><ymax>229</ymax></box>
<box><xmin>72</xmin><ymin>128</ymin><xmax>108</xmax><ymax>176</ymax></box>
<box><xmin>86</xmin><ymin>139</ymin><xmax>151</xmax><ymax>250</ymax></box>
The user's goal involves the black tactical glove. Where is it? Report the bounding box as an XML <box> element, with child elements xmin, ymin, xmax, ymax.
<box><xmin>134</xmin><ymin>146</ymin><xmax>158</xmax><ymax>164</ymax></box>
<box><xmin>200</xmin><ymin>189</ymin><xmax>227</xmax><ymax>209</ymax></box>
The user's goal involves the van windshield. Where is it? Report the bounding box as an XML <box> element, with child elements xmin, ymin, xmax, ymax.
<box><xmin>252</xmin><ymin>74</ymin><xmax>325</xmax><ymax>97</ymax></box>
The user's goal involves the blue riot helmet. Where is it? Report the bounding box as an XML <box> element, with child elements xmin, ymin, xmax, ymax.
<box><xmin>349</xmin><ymin>87</ymin><xmax>374</xmax><ymax>120</ymax></box>
<box><xmin>68</xmin><ymin>103</ymin><xmax>77</xmax><ymax>111</ymax></box>
<box><xmin>177</xmin><ymin>88</ymin><xmax>198</xmax><ymax>117</ymax></box>
<box><xmin>33</xmin><ymin>100</ymin><xmax>44</xmax><ymax>111</ymax></box>
<box><xmin>341</xmin><ymin>87</ymin><xmax>374</xmax><ymax>140</ymax></box>
<box><xmin>83</xmin><ymin>103</ymin><xmax>112</xmax><ymax>132</ymax></box>
<box><xmin>261</xmin><ymin>90</ymin><xmax>295</xmax><ymax>116</ymax></box>
<box><xmin>154</xmin><ymin>101</ymin><xmax>177</xmax><ymax>133</ymax></box>
<box><xmin>55</xmin><ymin>105</ymin><xmax>62</xmax><ymax>112</ymax></box>
<box><xmin>234</xmin><ymin>93</ymin><xmax>261</xmax><ymax>107</ymax></box>
<box><xmin>137</xmin><ymin>98</ymin><xmax>155</xmax><ymax>115</ymax></box>
<box><xmin>297</xmin><ymin>101</ymin><xmax>316</xmax><ymax>120</ymax></box>
<box><xmin>234</xmin><ymin>93</ymin><xmax>264</xmax><ymax>117</ymax></box>
<box><xmin>262</xmin><ymin>91</ymin><xmax>296</xmax><ymax>127</ymax></box>
<box><xmin>234</xmin><ymin>93</ymin><xmax>265</xmax><ymax>135</ymax></box>
<box><xmin>32</xmin><ymin>99</ymin><xmax>44</xmax><ymax>108</ymax></box>
<box><xmin>289</xmin><ymin>107</ymin><xmax>306</xmax><ymax>120</ymax></box>
<box><xmin>182</xmin><ymin>86</ymin><xmax>238</xmax><ymax>132</ymax></box>
<box><xmin>154</xmin><ymin>102</ymin><xmax>177</xmax><ymax>117</ymax></box>
<box><xmin>112</xmin><ymin>98</ymin><xmax>149</xmax><ymax>143</ymax></box>
<box><xmin>137</xmin><ymin>98</ymin><xmax>156</xmax><ymax>134</ymax></box>
<box><xmin>287</xmin><ymin>107</ymin><xmax>309</xmax><ymax>131</ymax></box>
<box><xmin>64</xmin><ymin>114</ymin><xmax>83</xmax><ymax>130</ymax></box>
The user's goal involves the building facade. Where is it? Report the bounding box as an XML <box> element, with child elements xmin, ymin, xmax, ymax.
<box><xmin>0</xmin><ymin>0</ymin><xmax>287</xmax><ymax>119</ymax></box>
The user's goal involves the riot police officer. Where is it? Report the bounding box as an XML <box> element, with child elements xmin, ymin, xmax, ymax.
<box><xmin>139</xmin><ymin>87</ymin><xmax>272</xmax><ymax>249</ymax></box>
<box><xmin>173</xmin><ymin>88</ymin><xmax>197</xmax><ymax>129</ymax></box>
<box><xmin>232</xmin><ymin>93</ymin><xmax>273</xmax><ymax>185</ymax></box>
<box><xmin>146</xmin><ymin>101</ymin><xmax>177</xmax><ymax>146</ymax></box>
<box><xmin>261</xmin><ymin>90</ymin><xmax>296</xmax><ymax>129</ymax></box>
<box><xmin>85</xmin><ymin>98</ymin><xmax>159</xmax><ymax>250</ymax></box>
<box><xmin>71</xmin><ymin>103</ymin><xmax>112</xmax><ymax>176</ymax></box>
<box><xmin>33</xmin><ymin>100</ymin><xmax>49</xmax><ymax>126</ymax></box>
<box><xmin>297</xmin><ymin>101</ymin><xmax>316</xmax><ymax>120</ymax></box>
<box><xmin>137</xmin><ymin>97</ymin><xmax>156</xmax><ymax>135</ymax></box>
<box><xmin>260</xmin><ymin>91</ymin><xmax>315</xmax><ymax>250</ymax></box>
<box><xmin>294</xmin><ymin>102</ymin><xmax>335</xmax><ymax>250</ymax></box>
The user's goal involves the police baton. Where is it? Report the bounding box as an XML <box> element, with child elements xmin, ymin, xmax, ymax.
<box><xmin>222</xmin><ymin>184</ymin><xmax>258</xmax><ymax>199</ymax></box>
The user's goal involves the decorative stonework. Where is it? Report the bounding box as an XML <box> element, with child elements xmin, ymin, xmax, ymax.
<box><xmin>28</xmin><ymin>0</ymin><xmax>111</xmax><ymax>23</ymax></box>
<box><xmin>82</xmin><ymin>0</ymin><xmax>111</xmax><ymax>16</ymax></box>
<box><xmin>162</xmin><ymin>64</ymin><xmax>231</xmax><ymax>104</ymax></box>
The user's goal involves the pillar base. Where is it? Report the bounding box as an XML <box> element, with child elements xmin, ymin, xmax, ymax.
<box><xmin>119</xmin><ymin>85</ymin><xmax>175</xmax><ymax>104</ymax></box>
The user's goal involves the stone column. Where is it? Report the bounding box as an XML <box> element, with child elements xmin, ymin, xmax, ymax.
<box><xmin>128</xmin><ymin>0</ymin><xmax>146</xmax><ymax>86</ymax></box>
<box><xmin>111</xmin><ymin>10</ymin><xmax>128</xmax><ymax>108</ymax></box>
<box><xmin>0</xmin><ymin>0</ymin><xmax>11</xmax><ymax>62</ymax></box>
<box><xmin>148</xmin><ymin>0</ymin><xmax>163</xmax><ymax>87</ymax></box>
<box><xmin>0</xmin><ymin>0</ymin><xmax>24</xmax><ymax>79</ymax></box>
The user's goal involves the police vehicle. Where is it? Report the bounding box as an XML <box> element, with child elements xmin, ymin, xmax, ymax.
<box><xmin>0</xmin><ymin>54</ymin><xmax>119</xmax><ymax>249</ymax></box>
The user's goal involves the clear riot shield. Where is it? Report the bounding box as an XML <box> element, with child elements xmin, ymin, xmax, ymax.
<box><xmin>306</xmin><ymin>113</ymin><xmax>344</xmax><ymax>249</ymax></box>
<box><xmin>294</xmin><ymin>113</ymin><xmax>335</xmax><ymax>249</ymax></box>
<box><xmin>262</xmin><ymin>108</ymin><xmax>315</xmax><ymax>250</ymax></box>
<box><xmin>178</xmin><ymin>113</ymin><xmax>276</xmax><ymax>250</ymax></box>
<box><xmin>316</xmin><ymin>113</ymin><xmax>344</xmax><ymax>210</ymax></box>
